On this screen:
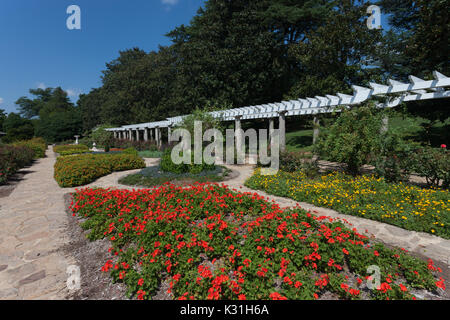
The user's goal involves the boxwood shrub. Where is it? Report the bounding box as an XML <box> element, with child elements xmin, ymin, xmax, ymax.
<box><xmin>53</xmin><ymin>144</ymin><xmax>90</xmax><ymax>156</ymax></box>
<box><xmin>54</xmin><ymin>153</ymin><xmax>146</xmax><ymax>187</ymax></box>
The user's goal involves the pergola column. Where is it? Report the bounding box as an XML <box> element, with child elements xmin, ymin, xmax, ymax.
<box><xmin>269</xmin><ymin>118</ymin><xmax>274</xmax><ymax>145</ymax></box>
<box><xmin>313</xmin><ymin>116</ymin><xmax>320</xmax><ymax>145</ymax></box>
<box><xmin>156</xmin><ymin>127</ymin><xmax>161</xmax><ymax>148</ymax></box>
<box><xmin>150</xmin><ymin>128</ymin><xmax>154</xmax><ymax>142</ymax></box>
<box><xmin>143</xmin><ymin>128</ymin><xmax>149</xmax><ymax>141</ymax></box>
<box><xmin>128</xmin><ymin>129</ymin><xmax>133</xmax><ymax>141</ymax></box>
<box><xmin>135</xmin><ymin>129</ymin><xmax>140</xmax><ymax>142</ymax></box>
<box><xmin>278</xmin><ymin>112</ymin><xmax>286</xmax><ymax>152</ymax></box>
<box><xmin>235</xmin><ymin>116</ymin><xmax>243</xmax><ymax>156</ymax></box>
<box><xmin>381</xmin><ymin>115</ymin><xmax>389</xmax><ymax>133</ymax></box>
<box><xmin>168</xmin><ymin>126</ymin><xmax>172</xmax><ymax>144</ymax></box>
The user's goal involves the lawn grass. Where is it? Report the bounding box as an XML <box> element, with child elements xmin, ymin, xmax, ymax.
<box><xmin>138</xmin><ymin>150</ymin><xmax>163</xmax><ymax>158</ymax></box>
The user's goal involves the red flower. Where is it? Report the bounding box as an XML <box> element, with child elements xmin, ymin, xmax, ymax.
<box><xmin>137</xmin><ymin>290</ymin><xmax>146</xmax><ymax>300</ymax></box>
<box><xmin>269</xmin><ymin>292</ymin><xmax>287</xmax><ymax>300</ymax></box>
<box><xmin>436</xmin><ymin>278</ymin><xmax>446</xmax><ymax>290</ymax></box>
<box><xmin>342</xmin><ymin>248</ymin><xmax>349</xmax><ymax>255</ymax></box>
<box><xmin>441</xmin><ymin>144</ymin><xmax>447</xmax><ymax>148</ymax></box>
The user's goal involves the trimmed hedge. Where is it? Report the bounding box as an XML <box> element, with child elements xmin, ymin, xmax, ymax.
<box><xmin>14</xmin><ymin>138</ymin><xmax>47</xmax><ymax>159</ymax></box>
<box><xmin>54</xmin><ymin>144</ymin><xmax>90</xmax><ymax>156</ymax></box>
<box><xmin>54</xmin><ymin>153</ymin><xmax>146</xmax><ymax>187</ymax></box>
<box><xmin>0</xmin><ymin>145</ymin><xmax>35</xmax><ymax>184</ymax></box>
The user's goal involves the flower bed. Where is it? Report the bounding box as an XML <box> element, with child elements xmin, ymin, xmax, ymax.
<box><xmin>54</xmin><ymin>153</ymin><xmax>145</xmax><ymax>187</ymax></box>
<box><xmin>53</xmin><ymin>144</ymin><xmax>90</xmax><ymax>156</ymax></box>
<box><xmin>13</xmin><ymin>137</ymin><xmax>47</xmax><ymax>159</ymax></box>
<box><xmin>69</xmin><ymin>183</ymin><xmax>445</xmax><ymax>300</ymax></box>
<box><xmin>0</xmin><ymin>145</ymin><xmax>35</xmax><ymax>184</ymax></box>
<box><xmin>119</xmin><ymin>165</ymin><xmax>230</xmax><ymax>187</ymax></box>
<box><xmin>245</xmin><ymin>169</ymin><xmax>450</xmax><ymax>239</ymax></box>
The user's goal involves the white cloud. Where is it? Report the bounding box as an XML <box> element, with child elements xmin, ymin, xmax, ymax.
<box><xmin>65</xmin><ymin>88</ymin><xmax>81</xmax><ymax>99</ymax></box>
<box><xmin>66</xmin><ymin>89</ymin><xmax>76</xmax><ymax>97</ymax></box>
<box><xmin>0</xmin><ymin>97</ymin><xmax>3</xmax><ymax>105</ymax></box>
<box><xmin>161</xmin><ymin>0</ymin><xmax>179</xmax><ymax>5</ymax></box>
<box><xmin>37</xmin><ymin>82</ymin><xmax>47</xmax><ymax>89</ymax></box>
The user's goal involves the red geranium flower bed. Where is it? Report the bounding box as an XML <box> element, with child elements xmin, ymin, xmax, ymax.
<box><xmin>70</xmin><ymin>183</ymin><xmax>445</xmax><ymax>300</ymax></box>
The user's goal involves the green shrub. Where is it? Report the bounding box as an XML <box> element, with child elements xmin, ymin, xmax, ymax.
<box><xmin>0</xmin><ymin>145</ymin><xmax>35</xmax><ymax>184</ymax></box>
<box><xmin>314</xmin><ymin>104</ymin><xmax>383</xmax><ymax>175</ymax></box>
<box><xmin>277</xmin><ymin>150</ymin><xmax>314</xmax><ymax>173</ymax></box>
<box><xmin>54</xmin><ymin>153</ymin><xmax>146</xmax><ymax>187</ymax></box>
<box><xmin>123</xmin><ymin>147</ymin><xmax>139</xmax><ymax>156</ymax></box>
<box><xmin>54</xmin><ymin>144</ymin><xmax>90</xmax><ymax>156</ymax></box>
<box><xmin>374</xmin><ymin>134</ymin><xmax>419</xmax><ymax>183</ymax></box>
<box><xmin>14</xmin><ymin>137</ymin><xmax>47</xmax><ymax>159</ymax></box>
<box><xmin>112</xmin><ymin>139</ymin><xmax>159</xmax><ymax>152</ymax></box>
<box><xmin>411</xmin><ymin>145</ymin><xmax>449</xmax><ymax>189</ymax></box>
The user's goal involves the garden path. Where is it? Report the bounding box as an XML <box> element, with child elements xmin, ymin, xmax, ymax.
<box><xmin>0</xmin><ymin>148</ymin><xmax>75</xmax><ymax>299</ymax></box>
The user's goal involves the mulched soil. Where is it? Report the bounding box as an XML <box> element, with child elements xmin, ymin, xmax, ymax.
<box><xmin>63</xmin><ymin>193</ymin><xmax>129</xmax><ymax>300</ymax></box>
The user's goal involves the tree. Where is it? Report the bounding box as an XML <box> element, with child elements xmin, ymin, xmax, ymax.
<box><xmin>78</xmin><ymin>88</ymin><xmax>104</xmax><ymax>132</ymax></box>
<box><xmin>15</xmin><ymin>88</ymin><xmax>53</xmax><ymax>119</ymax></box>
<box><xmin>379</xmin><ymin>0</ymin><xmax>449</xmax><ymax>77</ymax></box>
<box><xmin>287</xmin><ymin>0</ymin><xmax>383</xmax><ymax>98</ymax></box>
<box><xmin>0</xmin><ymin>109</ymin><xmax>6</xmax><ymax>132</ymax></box>
<box><xmin>34</xmin><ymin>107</ymin><xmax>82</xmax><ymax>142</ymax></box>
<box><xmin>2</xmin><ymin>113</ymin><xmax>34</xmax><ymax>143</ymax></box>
<box><xmin>379</xmin><ymin>0</ymin><xmax>449</xmax><ymax>131</ymax></box>
<box><xmin>15</xmin><ymin>87</ymin><xmax>82</xmax><ymax>142</ymax></box>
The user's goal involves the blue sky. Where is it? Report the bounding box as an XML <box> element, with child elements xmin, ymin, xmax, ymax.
<box><xmin>0</xmin><ymin>0</ymin><xmax>389</xmax><ymax>114</ymax></box>
<box><xmin>0</xmin><ymin>0</ymin><xmax>205</xmax><ymax>114</ymax></box>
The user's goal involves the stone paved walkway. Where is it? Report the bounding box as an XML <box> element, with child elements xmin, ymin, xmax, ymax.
<box><xmin>0</xmin><ymin>151</ymin><xmax>448</xmax><ymax>300</ymax></box>
<box><xmin>0</xmin><ymin>149</ymin><xmax>75</xmax><ymax>299</ymax></box>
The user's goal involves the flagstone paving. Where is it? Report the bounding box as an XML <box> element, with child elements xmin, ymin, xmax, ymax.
<box><xmin>0</xmin><ymin>149</ymin><xmax>74</xmax><ymax>299</ymax></box>
<box><xmin>0</xmin><ymin>150</ymin><xmax>448</xmax><ymax>300</ymax></box>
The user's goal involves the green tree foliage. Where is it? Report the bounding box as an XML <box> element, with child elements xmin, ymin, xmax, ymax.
<box><xmin>15</xmin><ymin>87</ymin><xmax>82</xmax><ymax>142</ymax></box>
<box><xmin>34</xmin><ymin>108</ymin><xmax>82</xmax><ymax>143</ymax></box>
<box><xmin>79</xmin><ymin>0</ymin><xmax>337</xmax><ymax>127</ymax></box>
<box><xmin>287</xmin><ymin>0</ymin><xmax>383</xmax><ymax>98</ymax></box>
<box><xmin>1</xmin><ymin>113</ymin><xmax>34</xmax><ymax>143</ymax></box>
<box><xmin>378</xmin><ymin>0</ymin><xmax>449</xmax><ymax>124</ymax></box>
<box><xmin>0</xmin><ymin>109</ymin><xmax>6</xmax><ymax>132</ymax></box>
<box><xmin>76</xmin><ymin>0</ymin><xmax>447</xmax><ymax>138</ymax></box>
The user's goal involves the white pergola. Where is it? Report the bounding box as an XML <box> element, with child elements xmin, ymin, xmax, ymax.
<box><xmin>106</xmin><ymin>71</ymin><xmax>450</xmax><ymax>150</ymax></box>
